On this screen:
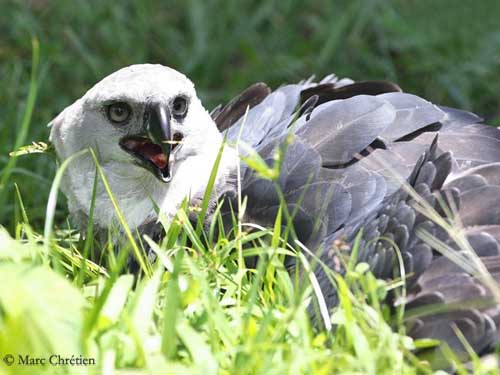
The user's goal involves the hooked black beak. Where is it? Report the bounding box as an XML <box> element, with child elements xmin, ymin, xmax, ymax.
<box><xmin>119</xmin><ymin>103</ymin><xmax>178</xmax><ymax>183</ymax></box>
<box><xmin>146</xmin><ymin>103</ymin><xmax>172</xmax><ymax>182</ymax></box>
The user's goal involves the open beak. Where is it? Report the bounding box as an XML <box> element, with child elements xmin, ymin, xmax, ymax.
<box><xmin>119</xmin><ymin>103</ymin><xmax>181</xmax><ymax>183</ymax></box>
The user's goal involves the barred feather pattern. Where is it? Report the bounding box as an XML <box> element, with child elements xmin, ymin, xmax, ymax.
<box><xmin>214</xmin><ymin>75</ymin><xmax>500</xmax><ymax>365</ymax></box>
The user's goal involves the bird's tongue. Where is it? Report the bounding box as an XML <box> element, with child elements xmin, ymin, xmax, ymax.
<box><xmin>139</xmin><ymin>143</ymin><xmax>167</xmax><ymax>169</ymax></box>
<box><xmin>125</xmin><ymin>139</ymin><xmax>167</xmax><ymax>169</ymax></box>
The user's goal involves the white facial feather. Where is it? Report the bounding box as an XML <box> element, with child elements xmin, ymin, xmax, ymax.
<box><xmin>50</xmin><ymin>64</ymin><xmax>238</xmax><ymax>230</ymax></box>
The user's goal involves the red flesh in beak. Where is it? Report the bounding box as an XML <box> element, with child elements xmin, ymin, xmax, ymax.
<box><xmin>120</xmin><ymin>138</ymin><xmax>167</xmax><ymax>169</ymax></box>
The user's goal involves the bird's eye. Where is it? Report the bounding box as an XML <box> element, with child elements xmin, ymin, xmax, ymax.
<box><xmin>107</xmin><ymin>102</ymin><xmax>131</xmax><ymax>124</ymax></box>
<box><xmin>172</xmin><ymin>96</ymin><xmax>188</xmax><ymax>117</ymax></box>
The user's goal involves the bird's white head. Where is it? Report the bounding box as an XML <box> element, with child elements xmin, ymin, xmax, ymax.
<box><xmin>50</xmin><ymin>64</ymin><xmax>237</xmax><ymax>230</ymax></box>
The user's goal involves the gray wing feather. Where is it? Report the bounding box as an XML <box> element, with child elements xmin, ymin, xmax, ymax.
<box><xmin>226</xmin><ymin>84</ymin><xmax>305</xmax><ymax>147</ymax></box>
<box><xmin>297</xmin><ymin>95</ymin><xmax>395</xmax><ymax>165</ymax></box>
<box><xmin>439</xmin><ymin>106</ymin><xmax>483</xmax><ymax>130</ymax></box>
<box><xmin>218</xmin><ymin>73</ymin><xmax>500</xmax><ymax>364</ymax></box>
<box><xmin>226</xmin><ymin>90</ymin><xmax>288</xmax><ymax>147</ymax></box>
<box><xmin>379</xmin><ymin>93</ymin><xmax>446</xmax><ymax>141</ymax></box>
<box><xmin>411</xmin><ymin>132</ymin><xmax>500</xmax><ymax>168</ymax></box>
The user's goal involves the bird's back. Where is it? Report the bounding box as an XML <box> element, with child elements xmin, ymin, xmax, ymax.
<box><xmin>214</xmin><ymin>75</ymin><xmax>500</xmax><ymax>366</ymax></box>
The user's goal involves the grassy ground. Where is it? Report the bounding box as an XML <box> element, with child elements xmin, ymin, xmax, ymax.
<box><xmin>1</xmin><ymin>0</ymin><xmax>500</xmax><ymax>373</ymax></box>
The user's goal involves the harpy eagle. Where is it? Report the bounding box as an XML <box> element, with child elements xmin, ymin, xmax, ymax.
<box><xmin>49</xmin><ymin>64</ymin><xmax>500</xmax><ymax>362</ymax></box>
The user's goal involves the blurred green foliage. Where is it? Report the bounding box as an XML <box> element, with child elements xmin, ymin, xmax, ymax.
<box><xmin>1</xmin><ymin>0</ymin><xmax>500</xmax><ymax>227</ymax></box>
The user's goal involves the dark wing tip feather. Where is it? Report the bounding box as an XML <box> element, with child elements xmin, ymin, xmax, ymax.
<box><xmin>213</xmin><ymin>82</ymin><xmax>271</xmax><ymax>131</ymax></box>
<box><xmin>299</xmin><ymin>80</ymin><xmax>402</xmax><ymax>108</ymax></box>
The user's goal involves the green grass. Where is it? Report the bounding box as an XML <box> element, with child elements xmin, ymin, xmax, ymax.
<box><xmin>1</xmin><ymin>1</ymin><xmax>500</xmax><ymax>373</ymax></box>
<box><xmin>0</xmin><ymin>140</ymin><xmax>443</xmax><ymax>375</ymax></box>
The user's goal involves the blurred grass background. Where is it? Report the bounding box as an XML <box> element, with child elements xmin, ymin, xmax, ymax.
<box><xmin>1</xmin><ymin>0</ymin><xmax>500</xmax><ymax>230</ymax></box>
